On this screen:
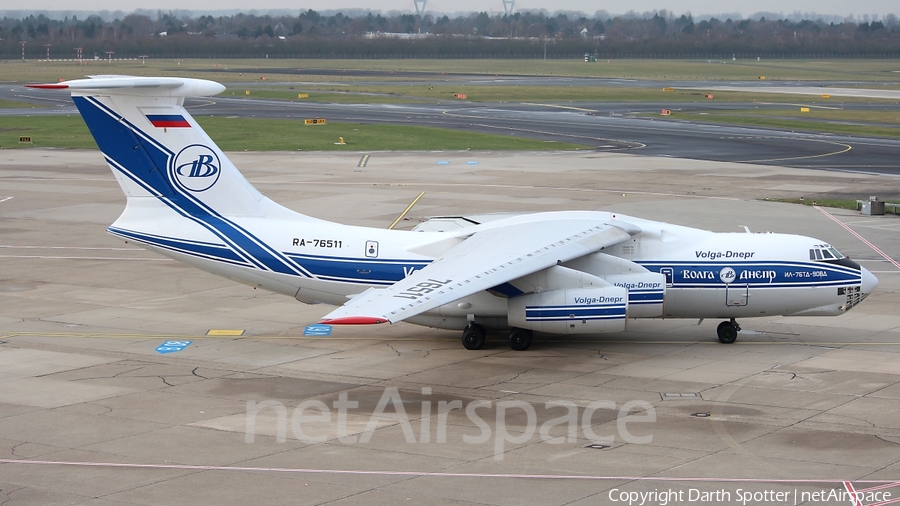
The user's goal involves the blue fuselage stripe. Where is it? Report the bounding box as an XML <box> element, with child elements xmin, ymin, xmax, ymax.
<box><xmin>108</xmin><ymin>227</ymin><xmax>249</xmax><ymax>265</ymax></box>
<box><xmin>638</xmin><ymin>260</ymin><xmax>860</xmax><ymax>288</ymax></box>
<box><xmin>286</xmin><ymin>254</ymin><xmax>430</xmax><ymax>283</ymax></box>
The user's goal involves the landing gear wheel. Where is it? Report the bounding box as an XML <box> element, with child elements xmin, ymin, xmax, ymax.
<box><xmin>462</xmin><ymin>323</ymin><xmax>486</xmax><ymax>350</ymax></box>
<box><xmin>717</xmin><ymin>320</ymin><xmax>739</xmax><ymax>344</ymax></box>
<box><xmin>508</xmin><ymin>328</ymin><xmax>533</xmax><ymax>351</ymax></box>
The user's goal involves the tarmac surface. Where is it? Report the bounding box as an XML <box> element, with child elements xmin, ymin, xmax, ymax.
<box><xmin>1</xmin><ymin>148</ymin><xmax>900</xmax><ymax>505</ymax></box>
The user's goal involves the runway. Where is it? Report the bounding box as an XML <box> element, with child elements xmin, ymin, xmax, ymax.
<box><xmin>3</xmin><ymin>79</ymin><xmax>900</xmax><ymax>175</ymax></box>
<box><xmin>1</xmin><ymin>148</ymin><xmax>899</xmax><ymax>505</ymax></box>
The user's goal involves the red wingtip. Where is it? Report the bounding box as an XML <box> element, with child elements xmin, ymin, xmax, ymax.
<box><xmin>25</xmin><ymin>83</ymin><xmax>69</xmax><ymax>89</ymax></box>
<box><xmin>320</xmin><ymin>316</ymin><xmax>389</xmax><ymax>325</ymax></box>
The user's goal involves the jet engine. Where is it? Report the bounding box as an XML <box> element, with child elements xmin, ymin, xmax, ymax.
<box><xmin>508</xmin><ymin>287</ymin><xmax>628</xmax><ymax>334</ymax></box>
<box><xmin>564</xmin><ymin>253</ymin><xmax>666</xmax><ymax>318</ymax></box>
<box><xmin>603</xmin><ymin>272</ymin><xmax>666</xmax><ymax>318</ymax></box>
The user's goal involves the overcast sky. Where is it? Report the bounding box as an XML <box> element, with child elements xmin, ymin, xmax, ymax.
<box><xmin>12</xmin><ymin>0</ymin><xmax>898</xmax><ymax>19</ymax></box>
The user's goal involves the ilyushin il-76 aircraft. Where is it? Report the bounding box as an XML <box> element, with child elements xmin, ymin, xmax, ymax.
<box><xmin>29</xmin><ymin>76</ymin><xmax>878</xmax><ymax>351</ymax></box>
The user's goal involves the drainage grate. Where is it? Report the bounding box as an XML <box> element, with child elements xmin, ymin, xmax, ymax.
<box><xmin>661</xmin><ymin>392</ymin><xmax>701</xmax><ymax>400</ymax></box>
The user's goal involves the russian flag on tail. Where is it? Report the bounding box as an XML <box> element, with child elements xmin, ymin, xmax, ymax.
<box><xmin>147</xmin><ymin>114</ymin><xmax>191</xmax><ymax>128</ymax></box>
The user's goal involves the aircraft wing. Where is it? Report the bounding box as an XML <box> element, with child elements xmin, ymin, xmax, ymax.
<box><xmin>319</xmin><ymin>219</ymin><xmax>635</xmax><ymax>325</ymax></box>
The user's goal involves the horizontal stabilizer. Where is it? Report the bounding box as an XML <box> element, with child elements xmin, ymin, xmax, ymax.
<box><xmin>26</xmin><ymin>76</ymin><xmax>225</xmax><ymax>97</ymax></box>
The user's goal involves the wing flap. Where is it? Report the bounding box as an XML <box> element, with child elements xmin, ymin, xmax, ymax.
<box><xmin>320</xmin><ymin>219</ymin><xmax>633</xmax><ymax>325</ymax></box>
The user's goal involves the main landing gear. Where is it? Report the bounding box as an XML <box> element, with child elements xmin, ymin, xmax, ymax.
<box><xmin>508</xmin><ymin>328</ymin><xmax>533</xmax><ymax>351</ymax></box>
<box><xmin>717</xmin><ymin>318</ymin><xmax>741</xmax><ymax>344</ymax></box>
<box><xmin>461</xmin><ymin>323</ymin><xmax>486</xmax><ymax>350</ymax></box>
<box><xmin>460</xmin><ymin>324</ymin><xmax>534</xmax><ymax>351</ymax></box>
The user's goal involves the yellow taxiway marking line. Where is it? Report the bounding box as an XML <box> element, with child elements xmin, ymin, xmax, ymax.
<box><xmin>388</xmin><ymin>191</ymin><xmax>425</xmax><ymax>230</ymax></box>
<box><xmin>733</xmin><ymin>139</ymin><xmax>852</xmax><ymax>163</ymax></box>
<box><xmin>521</xmin><ymin>102</ymin><xmax>599</xmax><ymax>113</ymax></box>
<box><xmin>754</xmin><ymin>101</ymin><xmax>844</xmax><ymax>110</ymax></box>
<box><xmin>207</xmin><ymin>329</ymin><xmax>245</xmax><ymax>336</ymax></box>
<box><xmin>186</xmin><ymin>99</ymin><xmax>218</xmax><ymax>109</ymax></box>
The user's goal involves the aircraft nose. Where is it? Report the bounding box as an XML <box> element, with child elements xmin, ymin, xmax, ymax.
<box><xmin>861</xmin><ymin>266</ymin><xmax>879</xmax><ymax>296</ymax></box>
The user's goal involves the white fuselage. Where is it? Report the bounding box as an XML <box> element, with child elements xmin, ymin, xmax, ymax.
<box><xmin>110</xmin><ymin>204</ymin><xmax>874</xmax><ymax>332</ymax></box>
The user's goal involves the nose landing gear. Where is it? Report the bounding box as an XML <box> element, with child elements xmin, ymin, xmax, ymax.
<box><xmin>717</xmin><ymin>319</ymin><xmax>741</xmax><ymax>344</ymax></box>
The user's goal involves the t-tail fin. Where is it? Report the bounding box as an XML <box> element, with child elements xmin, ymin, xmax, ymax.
<box><xmin>29</xmin><ymin>76</ymin><xmax>323</xmax><ymax>289</ymax></box>
<box><xmin>28</xmin><ymin>76</ymin><xmax>264</xmax><ymax>218</ymax></box>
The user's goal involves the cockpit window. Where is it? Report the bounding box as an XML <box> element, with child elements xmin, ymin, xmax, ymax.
<box><xmin>810</xmin><ymin>245</ymin><xmax>845</xmax><ymax>262</ymax></box>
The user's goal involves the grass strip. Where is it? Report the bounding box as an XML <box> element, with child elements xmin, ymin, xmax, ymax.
<box><xmin>657</xmin><ymin>112</ymin><xmax>900</xmax><ymax>138</ymax></box>
<box><xmin>684</xmin><ymin>108</ymin><xmax>900</xmax><ymax>124</ymax></box>
<box><xmin>5</xmin><ymin>59</ymin><xmax>900</xmax><ymax>86</ymax></box>
<box><xmin>226</xmin><ymin>85</ymin><xmax>896</xmax><ymax>104</ymax></box>
<box><xmin>0</xmin><ymin>115</ymin><xmax>95</xmax><ymax>148</ymax></box>
<box><xmin>199</xmin><ymin>116</ymin><xmax>585</xmax><ymax>151</ymax></box>
<box><xmin>222</xmin><ymin>88</ymin><xmax>433</xmax><ymax>104</ymax></box>
<box><xmin>0</xmin><ymin>99</ymin><xmax>48</xmax><ymax>108</ymax></box>
<box><xmin>764</xmin><ymin>198</ymin><xmax>863</xmax><ymax>210</ymax></box>
<box><xmin>0</xmin><ymin>115</ymin><xmax>586</xmax><ymax>151</ymax></box>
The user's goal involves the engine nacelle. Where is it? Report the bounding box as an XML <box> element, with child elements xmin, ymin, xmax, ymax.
<box><xmin>508</xmin><ymin>287</ymin><xmax>628</xmax><ymax>334</ymax></box>
<box><xmin>564</xmin><ymin>252</ymin><xmax>666</xmax><ymax>318</ymax></box>
<box><xmin>604</xmin><ymin>272</ymin><xmax>666</xmax><ymax>318</ymax></box>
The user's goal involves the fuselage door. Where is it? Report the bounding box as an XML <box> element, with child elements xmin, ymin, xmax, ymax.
<box><xmin>718</xmin><ymin>266</ymin><xmax>748</xmax><ymax>306</ymax></box>
<box><xmin>725</xmin><ymin>283</ymin><xmax>749</xmax><ymax>306</ymax></box>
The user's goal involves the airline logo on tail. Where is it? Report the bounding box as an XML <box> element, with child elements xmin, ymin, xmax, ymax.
<box><xmin>171</xmin><ymin>145</ymin><xmax>220</xmax><ymax>192</ymax></box>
